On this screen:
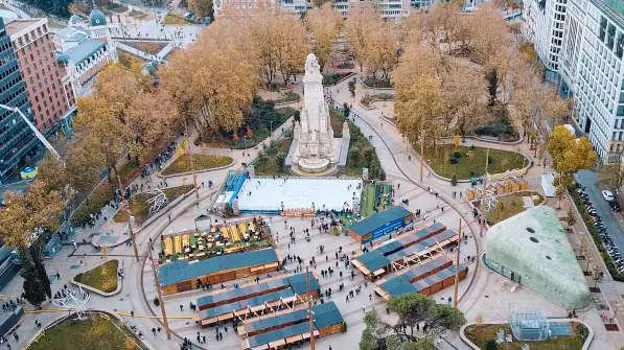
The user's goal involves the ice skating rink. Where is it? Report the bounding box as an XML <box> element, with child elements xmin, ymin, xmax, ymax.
<box><xmin>237</xmin><ymin>178</ymin><xmax>363</xmax><ymax>212</ymax></box>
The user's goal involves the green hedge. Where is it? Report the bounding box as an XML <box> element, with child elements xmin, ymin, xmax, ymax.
<box><xmin>569</xmin><ymin>185</ymin><xmax>624</xmax><ymax>281</ymax></box>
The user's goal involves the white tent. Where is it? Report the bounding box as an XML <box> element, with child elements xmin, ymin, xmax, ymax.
<box><xmin>541</xmin><ymin>173</ymin><xmax>556</xmax><ymax>197</ymax></box>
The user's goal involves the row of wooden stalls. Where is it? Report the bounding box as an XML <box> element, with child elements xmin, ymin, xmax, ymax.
<box><xmin>195</xmin><ymin>272</ymin><xmax>320</xmax><ymax>327</ymax></box>
<box><xmin>350</xmin><ymin>222</ymin><xmax>468</xmax><ymax>300</ymax></box>
<box><xmin>158</xmin><ymin>248</ymin><xmax>280</xmax><ymax>295</ymax></box>
<box><xmin>465</xmin><ymin>179</ymin><xmax>530</xmax><ymax>201</ymax></box>
<box><xmin>191</xmin><ymin>272</ymin><xmax>346</xmax><ymax>349</ymax></box>
<box><xmin>239</xmin><ymin>302</ymin><xmax>345</xmax><ymax>350</ymax></box>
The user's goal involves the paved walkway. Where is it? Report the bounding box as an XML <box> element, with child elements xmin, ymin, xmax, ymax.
<box><xmin>7</xmin><ymin>70</ymin><xmax>624</xmax><ymax>350</ymax></box>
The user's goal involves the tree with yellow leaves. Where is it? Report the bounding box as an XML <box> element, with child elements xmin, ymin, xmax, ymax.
<box><xmin>306</xmin><ymin>3</ymin><xmax>343</xmax><ymax>72</ymax></box>
<box><xmin>188</xmin><ymin>0</ymin><xmax>213</xmax><ymax>18</ymax></box>
<box><xmin>0</xmin><ymin>181</ymin><xmax>64</xmax><ymax>306</ymax></box>
<box><xmin>345</xmin><ymin>5</ymin><xmax>399</xmax><ymax>82</ymax></box>
<box><xmin>161</xmin><ymin>27</ymin><xmax>256</xmax><ymax>140</ymax></box>
<box><xmin>547</xmin><ymin>125</ymin><xmax>597</xmax><ymax>197</ymax></box>
<box><xmin>128</xmin><ymin>90</ymin><xmax>178</xmax><ymax>166</ymax></box>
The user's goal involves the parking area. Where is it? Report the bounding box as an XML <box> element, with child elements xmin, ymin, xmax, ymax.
<box><xmin>576</xmin><ymin>170</ymin><xmax>624</xmax><ymax>267</ymax></box>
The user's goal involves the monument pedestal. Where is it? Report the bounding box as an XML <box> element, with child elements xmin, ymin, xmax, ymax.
<box><xmin>299</xmin><ymin>158</ymin><xmax>330</xmax><ymax>173</ymax></box>
<box><xmin>288</xmin><ymin>53</ymin><xmax>350</xmax><ymax>175</ymax></box>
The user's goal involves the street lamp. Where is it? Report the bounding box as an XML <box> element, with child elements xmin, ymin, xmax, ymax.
<box><xmin>0</xmin><ymin>103</ymin><xmax>62</xmax><ymax>162</ymax></box>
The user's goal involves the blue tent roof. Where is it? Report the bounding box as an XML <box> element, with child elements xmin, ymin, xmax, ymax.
<box><xmin>246</xmin><ymin>302</ymin><xmax>344</xmax><ymax>348</ymax></box>
<box><xmin>349</xmin><ymin>207</ymin><xmax>412</xmax><ymax>237</ymax></box>
<box><xmin>158</xmin><ymin>249</ymin><xmax>279</xmax><ymax>288</ymax></box>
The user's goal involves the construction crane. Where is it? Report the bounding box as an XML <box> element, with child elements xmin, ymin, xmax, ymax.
<box><xmin>0</xmin><ymin>103</ymin><xmax>62</xmax><ymax>162</ymax></box>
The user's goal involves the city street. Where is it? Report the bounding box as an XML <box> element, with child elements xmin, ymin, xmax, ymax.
<box><xmin>576</xmin><ymin>170</ymin><xmax>624</xmax><ymax>255</ymax></box>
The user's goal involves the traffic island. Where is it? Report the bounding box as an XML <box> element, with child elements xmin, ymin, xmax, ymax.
<box><xmin>28</xmin><ymin>311</ymin><xmax>146</xmax><ymax>350</ymax></box>
<box><xmin>73</xmin><ymin>260</ymin><xmax>120</xmax><ymax>296</ymax></box>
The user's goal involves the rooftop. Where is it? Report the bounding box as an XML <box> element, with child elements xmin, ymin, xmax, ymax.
<box><xmin>158</xmin><ymin>248</ymin><xmax>279</xmax><ymax>288</ymax></box>
<box><xmin>0</xmin><ymin>10</ymin><xmax>18</xmax><ymax>24</ymax></box>
<box><xmin>55</xmin><ymin>27</ymin><xmax>88</xmax><ymax>43</ymax></box>
<box><xmin>594</xmin><ymin>0</ymin><xmax>624</xmax><ymax>28</ymax></box>
<box><xmin>349</xmin><ymin>206</ymin><xmax>412</xmax><ymax>237</ymax></box>
<box><xmin>65</xmin><ymin>38</ymin><xmax>105</xmax><ymax>66</ymax></box>
<box><xmin>485</xmin><ymin>206</ymin><xmax>590</xmax><ymax>309</ymax></box>
<box><xmin>5</xmin><ymin>19</ymin><xmax>42</xmax><ymax>36</ymax></box>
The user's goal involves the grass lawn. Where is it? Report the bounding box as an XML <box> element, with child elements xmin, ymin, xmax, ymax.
<box><xmin>162</xmin><ymin>13</ymin><xmax>188</xmax><ymax>25</ymax></box>
<box><xmin>481</xmin><ymin>191</ymin><xmax>544</xmax><ymax>225</ymax></box>
<box><xmin>464</xmin><ymin>324</ymin><xmax>587</xmax><ymax>350</ymax></box>
<box><xmin>29</xmin><ymin>313</ymin><xmax>146</xmax><ymax>350</ymax></box>
<box><xmin>114</xmin><ymin>185</ymin><xmax>194</xmax><ymax>225</ymax></box>
<box><xmin>74</xmin><ymin>260</ymin><xmax>119</xmax><ymax>293</ymax></box>
<box><xmin>161</xmin><ymin>154</ymin><xmax>232</xmax><ymax>176</ymax></box>
<box><xmin>330</xmin><ymin>110</ymin><xmax>384</xmax><ymax>180</ymax></box>
<box><xmin>360</xmin><ymin>184</ymin><xmax>393</xmax><ymax>217</ymax></box>
<box><xmin>118</xmin><ymin>52</ymin><xmax>144</xmax><ymax>69</ymax></box>
<box><xmin>254</xmin><ymin>138</ymin><xmax>293</xmax><ymax>176</ymax></box>
<box><xmin>423</xmin><ymin>145</ymin><xmax>526</xmax><ymax>180</ymax></box>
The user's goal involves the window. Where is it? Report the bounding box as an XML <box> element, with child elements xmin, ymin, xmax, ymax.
<box><xmin>608</xmin><ymin>24</ymin><xmax>616</xmax><ymax>50</ymax></box>
<box><xmin>600</xmin><ymin>17</ymin><xmax>608</xmax><ymax>42</ymax></box>
<box><xmin>617</xmin><ymin>32</ymin><xmax>624</xmax><ymax>59</ymax></box>
<box><xmin>618</xmin><ymin>106</ymin><xmax>624</xmax><ymax>116</ymax></box>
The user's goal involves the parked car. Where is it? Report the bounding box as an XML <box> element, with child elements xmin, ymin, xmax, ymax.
<box><xmin>602</xmin><ymin>190</ymin><xmax>615</xmax><ymax>202</ymax></box>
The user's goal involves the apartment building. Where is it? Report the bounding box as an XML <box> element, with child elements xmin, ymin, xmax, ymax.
<box><xmin>5</xmin><ymin>18</ymin><xmax>74</xmax><ymax>133</ymax></box>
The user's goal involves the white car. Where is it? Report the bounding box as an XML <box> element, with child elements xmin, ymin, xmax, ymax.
<box><xmin>602</xmin><ymin>190</ymin><xmax>615</xmax><ymax>202</ymax></box>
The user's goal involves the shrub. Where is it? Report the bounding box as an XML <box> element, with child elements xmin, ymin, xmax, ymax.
<box><xmin>449</xmin><ymin>157</ymin><xmax>458</xmax><ymax>164</ymax></box>
<box><xmin>453</xmin><ymin>151</ymin><xmax>461</xmax><ymax>158</ymax></box>
<box><xmin>153</xmin><ymin>297</ymin><xmax>160</xmax><ymax>306</ymax></box>
<box><xmin>451</xmin><ymin>175</ymin><xmax>458</xmax><ymax>186</ymax></box>
<box><xmin>363</xmin><ymin>76</ymin><xmax>393</xmax><ymax>88</ymax></box>
<box><xmin>486</xmin><ymin>340</ymin><xmax>498</xmax><ymax>350</ymax></box>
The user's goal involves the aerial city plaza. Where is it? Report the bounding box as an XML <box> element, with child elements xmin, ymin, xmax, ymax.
<box><xmin>1</xmin><ymin>0</ymin><xmax>624</xmax><ymax>349</ymax></box>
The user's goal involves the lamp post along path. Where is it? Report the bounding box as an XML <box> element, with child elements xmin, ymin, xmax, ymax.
<box><xmin>116</xmin><ymin>174</ymin><xmax>139</xmax><ymax>261</ymax></box>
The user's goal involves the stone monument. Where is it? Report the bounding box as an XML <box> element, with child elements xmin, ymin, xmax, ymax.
<box><xmin>289</xmin><ymin>53</ymin><xmax>350</xmax><ymax>173</ymax></box>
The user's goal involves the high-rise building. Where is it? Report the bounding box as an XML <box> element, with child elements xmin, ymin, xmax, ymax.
<box><xmin>0</xmin><ymin>16</ymin><xmax>41</xmax><ymax>183</ymax></box>
<box><xmin>5</xmin><ymin>18</ymin><xmax>75</xmax><ymax>133</ymax></box>
<box><xmin>559</xmin><ymin>0</ymin><xmax>624</xmax><ymax>163</ymax></box>
<box><xmin>523</xmin><ymin>0</ymin><xmax>568</xmax><ymax>82</ymax></box>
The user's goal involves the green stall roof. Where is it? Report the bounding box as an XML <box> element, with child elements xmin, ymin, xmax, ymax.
<box><xmin>349</xmin><ymin>207</ymin><xmax>412</xmax><ymax>237</ymax></box>
<box><xmin>158</xmin><ymin>248</ymin><xmax>278</xmax><ymax>288</ymax></box>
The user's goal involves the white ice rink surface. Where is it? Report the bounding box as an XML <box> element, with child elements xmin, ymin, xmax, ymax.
<box><xmin>237</xmin><ymin>178</ymin><xmax>363</xmax><ymax>212</ymax></box>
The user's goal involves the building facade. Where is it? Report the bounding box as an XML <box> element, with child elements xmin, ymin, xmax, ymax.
<box><xmin>54</xmin><ymin>14</ymin><xmax>117</xmax><ymax>99</ymax></box>
<box><xmin>5</xmin><ymin>18</ymin><xmax>74</xmax><ymax>133</ymax></box>
<box><xmin>558</xmin><ymin>0</ymin><xmax>624</xmax><ymax>163</ymax></box>
<box><xmin>523</xmin><ymin>0</ymin><xmax>567</xmax><ymax>82</ymax></box>
<box><xmin>0</xmin><ymin>17</ymin><xmax>41</xmax><ymax>183</ymax></box>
